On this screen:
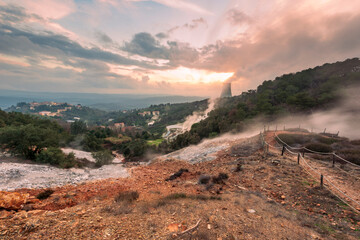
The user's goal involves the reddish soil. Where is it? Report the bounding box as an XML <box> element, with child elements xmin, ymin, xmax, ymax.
<box><xmin>0</xmin><ymin>133</ymin><xmax>359</xmax><ymax>239</ymax></box>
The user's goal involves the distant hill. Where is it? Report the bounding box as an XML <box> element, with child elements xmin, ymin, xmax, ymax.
<box><xmin>0</xmin><ymin>90</ymin><xmax>205</xmax><ymax>111</ymax></box>
<box><xmin>170</xmin><ymin>58</ymin><xmax>360</xmax><ymax>150</ymax></box>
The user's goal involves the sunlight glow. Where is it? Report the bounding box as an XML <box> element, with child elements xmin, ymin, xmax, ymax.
<box><xmin>149</xmin><ymin>67</ymin><xmax>234</xmax><ymax>84</ymax></box>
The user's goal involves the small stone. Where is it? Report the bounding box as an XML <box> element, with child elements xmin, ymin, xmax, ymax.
<box><xmin>247</xmin><ymin>209</ymin><xmax>256</xmax><ymax>213</ymax></box>
<box><xmin>207</xmin><ymin>224</ymin><xmax>211</xmax><ymax>230</ymax></box>
<box><xmin>281</xmin><ymin>195</ymin><xmax>286</xmax><ymax>199</ymax></box>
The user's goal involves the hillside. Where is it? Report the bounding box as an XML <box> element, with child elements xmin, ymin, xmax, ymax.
<box><xmin>170</xmin><ymin>58</ymin><xmax>360</xmax><ymax>150</ymax></box>
<box><xmin>1</xmin><ymin>130</ymin><xmax>359</xmax><ymax>239</ymax></box>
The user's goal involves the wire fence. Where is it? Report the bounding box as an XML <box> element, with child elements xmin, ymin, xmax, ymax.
<box><xmin>260</xmin><ymin>129</ymin><xmax>360</xmax><ymax>214</ymax></box>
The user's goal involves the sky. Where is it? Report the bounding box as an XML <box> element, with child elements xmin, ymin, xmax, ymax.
<box><xmin>0</xmin><ymin>0</ymin><xmax>360</xmax><ymax>97</ymax></box>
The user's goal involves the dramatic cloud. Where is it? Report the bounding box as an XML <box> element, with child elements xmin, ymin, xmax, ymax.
<box><xmin>226</xmin><ymin>9</ymin><xmax>252</xmax><ymax>26</ymax></box>
<box><xmin>1</xmin><ymin>0</ymin><xmax>360</xmax><ymax>97</ymax></box>
<box><xmin>95</xmin><ymin>31</ymin><xmax>113</xmax><ymax>44</ymax></box>
<box><xmin>122</xmin><ymin>32</ymin><xmax>169</xmax><ymax>59</ymax></box>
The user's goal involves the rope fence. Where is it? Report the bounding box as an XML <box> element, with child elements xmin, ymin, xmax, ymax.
<box><xmin>259</xmin><ymin>129</ymin><xmax>360</xmax><ymax>214</ymax></box>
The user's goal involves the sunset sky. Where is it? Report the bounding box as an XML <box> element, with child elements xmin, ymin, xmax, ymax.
<box><xmin>0</xmin><ymin>0</ymin><xmax>360</xmax><ymax>97</ymax></box>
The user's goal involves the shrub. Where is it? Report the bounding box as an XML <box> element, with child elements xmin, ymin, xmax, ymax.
<box><xmin>276</xmin><ymin>134</ymin><xmax>311</xmax><ymax>146</ymax></box>
<box><xmin>92</xmin><ymin>150</ymin><xmax>114</xmax><ymax>167</ymax></box>
<box><xmin>337</xmin><ymin>149</ymin><xmax>360</xmax><ymax>165</ymax></box>
<box><xmin>164</xmin><ymin>193</ymin><xmax>187</xmax><ymax>200</ymax></box>
<box><xmin>114</xmin><ymin>191</ymin><xmax>139</xmax><ymax>203</ymax></box>
<box><xmin>198</xmin><ymin>175</ymin><xmax>211</xmax><ymax>185</ymax></box>
<box><xmin>350</xmin><ymin>139</ymin><xmax>360</xmax><ymax>145</ymax></box>
<box><xmin>314</xmin><ymin>135</ymin><xmax>339</xmax><ymax>145</ymax></box>
<box><xmin>305</xmin><ymin>143</ymin><xmax>332</xmax><ymax>153</ymax></box>
<box><xmin>165</xmin><ymin>168</ymin><xmax>189</xmax><ymax>181</ymax></box>
<box><xmin>212</xmin><ymin>173</ymin><xmax>229</xmax><ymax>184</ymax></box>
<box><xmin>36</xmin><ymin>189</ymin><xmax>54</xmax><ymax>200</ymax></box>
<box><xmin>36</xmin><ymin>147</ymin><xmax>76</xmax><ymax>168</ymax></box>
<box><xmin>285</xmin><ymin>128</ymin><xmax>309</xmax><ymax>133</ymax></box>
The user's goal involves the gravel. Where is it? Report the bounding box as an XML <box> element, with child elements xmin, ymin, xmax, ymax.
<box><xmin>0</xmin><ymin>162</ymin><xmax>129</xmax><ymax>191</ymax></box>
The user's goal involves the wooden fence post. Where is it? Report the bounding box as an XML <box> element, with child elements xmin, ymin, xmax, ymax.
<box><xmin>320</xmin><ymin>175</ymin><xmax>323</xmax><ymax>187</ymax></box>
<box><xmin>332</xmin><ymin>154</ymin><xmax>335</xmax><ymax>168</ymax></box>
<box><xmin>297</xmin><ymin>153</ymin><xmax>300</xmax><ymax>164</ymax></box>
<box><xmin>281</xmin><ymin>145</ymin><xmax>285</xmax><ymax>156</ymax></box>
<box><xmin>302</xmin><ymin>149</ymin><xmax>305</xmax><ymax>157</ymax></box>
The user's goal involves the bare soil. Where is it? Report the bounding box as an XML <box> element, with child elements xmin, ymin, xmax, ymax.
<box><xmin>0</xmin><ymin>133</ymin><xmax>359</xmax><ymax>239</ymax></box>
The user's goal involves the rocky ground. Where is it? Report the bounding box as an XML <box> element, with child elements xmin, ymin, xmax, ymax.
<box><xmin>0</xmin><ymin>159</ymin><xmax>129</xmax><ymax>191</ymax></box>
<box><xmin>0</xmin><ymin>132</ymin><xmax>359</xmax><ymax>239</ymax></box>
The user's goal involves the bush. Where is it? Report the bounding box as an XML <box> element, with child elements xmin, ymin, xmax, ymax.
<box><xmin>36</xmin><ymin>189</ymin><xmax>54</xmax><ymax>200</ymax></box>
<box><xmin>114</xmin><ymin>191</ymin><xmax>139</xmax><ymax>203</ymax></box>
<box><xmin>164</xmin><ymin>193</ymin><xmax>187</xmax><ymax>200</ymax></box>
<box><xmin>92</xmin><ymin>150</ymin><xmax>114</xmax><ymax>167</ymax></box>
<box><xmin>276</xmin><ymin>134</ymin><xmax>311</xmax><ymax>146</ymax></box>
<box><xmin>212</xmin><ymin>173</ymin><xmax>229</xmax><ymax>184</ymax></box>
<box><xmin>337</xmin><ymin>149</ymin><xmax>360</xmax><ymax>165</ymax></box>
<box><xmin>314</xmin><ymin>135</ymin><xmax>339</xmax><ymax>145</ymax></box>
<box><xmin>198</xmin><ymin>175</ymin><xmax>211</xmax><ymax>185</ymax></box>
<box><xmin>36</xmin><ymin>147</ymin><xmax>76</xmax><ymax>168</ymax></box>
<box><xmin>305</xmin><ymin>143</ymin><xmax>333</xmax><ymax>153</ymax></box>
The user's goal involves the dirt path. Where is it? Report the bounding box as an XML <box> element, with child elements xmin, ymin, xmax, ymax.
<box><xmin>265</xmin><ymin>130</ymin><xmax>360</xmax><ymax>212</ymax></box>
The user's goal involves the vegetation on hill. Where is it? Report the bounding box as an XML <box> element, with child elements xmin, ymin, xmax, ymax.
<box><xmin>170</xmin><ymin>58</ymin><xmax>360</xmax><ymax>150</ymax></box>
<box><xmin>0</xmin><ymin>110</ymin><xmax>76</xmax><ymax>167</ymax></box>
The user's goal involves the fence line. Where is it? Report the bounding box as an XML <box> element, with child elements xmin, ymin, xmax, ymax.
<box><xmin>260</xmin><ymin>131</ymin><xmax>360</xmax><ymax>214</ymax></box>
<box><xmin>274</xmin><ymin>132</ymin><xmax>360</xmax><ymax>169</ymax></box>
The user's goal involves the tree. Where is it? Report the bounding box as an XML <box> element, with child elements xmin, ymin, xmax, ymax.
<box><xmin>92</xmin><ymin>150</ymin><xmax>114</xmax><ymax>167</ymax></box>
<box><xmin>36</xmin><ymin>147</ymin><xmax>76</xmax><ymax>168</ymax></box>
<box><xmin>70</xmin><ymin>120</ymin><xmax>87</xmax><ymax>135</ymax></box>
<box><xmin>0</xmin><ymin>125</ymin><xmax>61</xmax><ymax>159</ymax></box>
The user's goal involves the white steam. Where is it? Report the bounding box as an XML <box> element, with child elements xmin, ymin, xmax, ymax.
<box><xmin>270</xmin><ymin>87</ymin><xmax>360</xmax><ymax>139</ymax></box>
<box><xmin>164</xmin><ymin>99</ymin><xmax>216</xmax><ymax>140</ymax></box>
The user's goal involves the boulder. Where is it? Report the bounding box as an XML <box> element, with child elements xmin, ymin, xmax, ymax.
<box><xmin>0</xmin><ymin>191</ymin><xmax>30</xmax><ymax>210</ymax></box>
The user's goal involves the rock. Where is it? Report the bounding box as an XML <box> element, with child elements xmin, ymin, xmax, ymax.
<box><xmin>167</xmin><ymin>223</ymin><xmax>186</xmax><ymax>232</ymax></box>
<box><xmin>272</xmin><ymin>160</ymin><xmax>280</xmax><ymax>166</ymax></box>
<box><xmin>0</xmin><ymin>191</ymin><xmax>30</xmax><ymax>210</ymax></box>
<box><xmin>247</xmin><ymin>209</ymin><xmax>256</xmax><ymax>213</ymax></box>
<box><xmin>28</xmin><ymin>210</ymin><xmax>46</xmax><ymax>217</ymax></box>
<box><xmin>0</xmin><ymin>210</ymin><xmax>14</xmax><ymax>219</ymax></box>
<box><xmin>207</xmin><ymin>224</ymin><xmax>211</xmax><ymax>230</ymax></box>
<box><xmin>281</xmin><ymin>195</ymin><xmax>286</xmax><ymax>199</ymax></box>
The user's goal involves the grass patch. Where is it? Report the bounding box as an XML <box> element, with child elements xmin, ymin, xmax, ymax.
<box><xmin>114</xmin><ymin>191</ymin><xmax>139</xmax><ymax>203</ymax></box>
<box><xmin>315</xmin><ymin>223</ymin><xmax>335</xmax><ymax>234</ymax></box>
<box><xmin>301</xmin><ymin>180</ymin><xmax>317</xmax><ymax>186</ymax></box>
<box><xmin>164</xmin><ymin>193</ymin><xmax>187</xmax><ymax>200</ymax></box>
<box><xmin>147</xmin><ymin>139</ymin><xmax>163</xmax><ymax>147</ymax></box>
<box><xmin>104</xmin><ymin>136</ymin><xmax>132</xmax><ymax>145</ymax></box>
<box><xmin>162</xmin><ymin>193</ymin><xmax>221</xmax><ymax>202</ymax></box>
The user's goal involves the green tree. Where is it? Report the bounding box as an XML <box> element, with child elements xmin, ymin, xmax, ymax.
<box><xmin>36</xmin><ymin>147</ymin><xmax>76</xmax><ymax>168</ymax></box>
<box><xmin>70</xmin><ymin>120</ymin><xmax>87</xmax><ymax>135</ymax></box>
<box><xmin>92</xmin><ymin>150</ymin><xmax>114</xmax><ymax>167</ymax></box>
<box><xmin>0</xmin><ymin>125</ymin><xmax>60</xmax><ymax>159</ymax></box>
